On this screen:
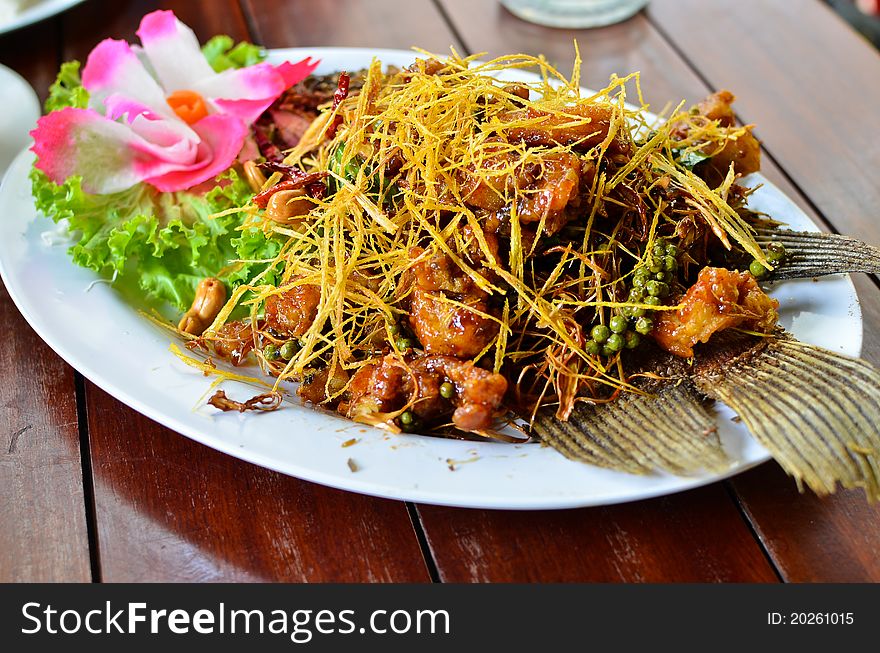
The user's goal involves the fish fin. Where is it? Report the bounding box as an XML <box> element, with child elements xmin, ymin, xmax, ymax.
<box><xmin>532</xmin><ymin>379</ymin><xmax>729</xmax><ymax>476</ymax></box>
<box><xmin>754</xmin><ymin>228</ymin><xmax>880</xmax><ymax>280</ymax></box>
<box><xmin>693</xmin><ymin>333</ymin><xmax>880</xmax><ymax>501</ymax></box>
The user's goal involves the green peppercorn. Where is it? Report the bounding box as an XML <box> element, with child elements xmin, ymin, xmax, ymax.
<box><xmin>601</xmin><ymin>345</ymin><xmax>616</xmax><ymax>357</ymax></box>
<box><xmin>625</xmin><ymin>331</ymin><xmax>641</xmax><ymax>349</ymax></box>
<box><xmin>635</xmin><ymin>317</ymin><xmax>654</xmax><ymax>335</ymax></box>
<box><xmin>749</xmin><ymin>260</ymin><xmax>767</xmax><ymax>278</ymax></box>
<box><xmin>632</xmin><ymin>269</ymin><xmax>649</xmax><ymax>287</ymax></box>
<box><xmin>609</xmin><ymin>315</ymin><xmax>628</xmax><ymax>334</ymax></box>
<box><xmin>661</xmin><ymin>271</ymin><xmax>674</xmax><ymax>283</ymax></box>
<box><xmin>396</xmin><ymin>337</ymin><xmax>413</xmax><ymax>350</ymax></box>
<box><xmin>387</xmin><ymin>322</ymin><xmax>400</xmax><ymax>335</ymax></box>
<box><xmin>586</xmin><ymin>340</ymin><xmax>602</xmax><ymax>356</ymax></box>
<box><xmin>649</xmin><ymin>260</ymin><xmax>663</xmax><ymax>274</ymax></box>
<box><xmin>280</xmin><ymin>340</ymin><xmax>299</xmax><ymax>360</ymax></box>
<box><xmin>263</xmin><ymin>344</ymin><xmax>280</xmax><ymax>361</ymax></box>
<box><xmin>629</xmin><ymin>287</ymin><xmax>644</xmax><ymax>302</ymax></box>
<box><xmin>766</xmin><ymin>242</ymin><xmax>786</xmax><ymax>262</ymax></box>
<box><xmin>399</xmin><ymin>411</ymin><xmax>414</xmax><ymax>428</ymax></box>
<box><xmin>652</xmin><ymin>244</ymin><xmax>666</xmax><ymax>260</ymax></box>
<box><xmin>606</xmin><ymin>333</ymin><xmax>625</xmax><ymax>352</ymax></box>
<box><xmin>591</xmin><ymin>324</ymin><xmax>611</xmax><ymax>343</ymax></box>
<box><xmin>630</xmin><ymin>305</ymin><xmax>646</xmax><ymax>318</ymax></box>
<box><xmin>646</xmin><ymin>280</ymin><xmax>661</xmax><ymax>297</ymax></box>
<box><xmin>655</xmin><ymin>271</ymin><xmax>667</xmax><ymax>281</ymax></box>
<box><xmin>665</xmin><ymin>242</ymin><xmax>680</xmax><ymax>258</ymax></box>
<box><xmin>663</xmin><ymin>255</ymin><xmax>677</xmax><ymax>272</ymax></box>
<box><xmin>440</xmin><ymin>382</ymin><xmax>455</xmax><ymax>399</ymax></box>
<box><xmin>644</xmin><ymin>296</ymin><xmax>662</xmax><ymax>307</ymax></box>
<box><xmin>657</xmin><ymin>282</ymin><xmax>670</xmax><ymax>298</ymax></box>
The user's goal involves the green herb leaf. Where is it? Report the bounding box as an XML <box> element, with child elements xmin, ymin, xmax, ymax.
<box><xmin>201</xmin><ymin>35</ymin><xmax>267</xmax><ymax>73</ymax></box>
<box><xmin>674</xmin><ymin>148</ymin><xmax>711</xmax><ymax>171</ymax></box>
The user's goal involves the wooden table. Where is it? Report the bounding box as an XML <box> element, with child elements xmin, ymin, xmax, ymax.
<box><xmin>2</xmin><ymin>0</ymin><xmax>879</xmax><ymax>583</ymax></box>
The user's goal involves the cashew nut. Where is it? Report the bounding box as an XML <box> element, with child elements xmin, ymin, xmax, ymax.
<box><xmin>242</xmin><ymin>160</ymin><xmax>268</xmax><ymax>193</ymax></box>
<box><xmin>265</xmin><ymin>189</ymin><xmax>312</xmax><ymax>224</ymax></box>
<box><xmin>178</xmin><ymin>277</ymin><xmax>227</xmax><ymax>336</ymax></box>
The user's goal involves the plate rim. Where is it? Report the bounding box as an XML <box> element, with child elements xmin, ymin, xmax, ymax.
<box><xmin>0</xmin><ymin>0</ymin><xmax>86</xmax><ymax>36</ymax></box>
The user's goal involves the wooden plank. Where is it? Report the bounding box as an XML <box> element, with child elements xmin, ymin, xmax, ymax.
<box><xmin>0</xmin><ymin>16</ymin><xmax>91</xmax><ymax>582</ymax></box>
<box><xmin>648</xmin><ymin>0</ymin><xmax>880</xmax><ymax>245</ymax></box>
<box><xmin>418</xmin><ymin>485</ymin><xmax>777</xmax><ymax>582</ymax></box>
<box><xmin>60</xmin><ymin>0</ymin><xmax>252</xmax><ymax>58</ymax></box>
<box><xmin>436</xmin><ymin>0</ymin><xmax>880</xmax><ymax>581</ymax></box>
<box><xmin>51</xmin><ymin>0</ymin><xmax>429</xmax><ymax>582</ymax></box>
<box><xmin>440</xmin><ymin>0</ymin><xmax>702</xmax><ymax>101</ymax></box>
<box><xmin>85</xmin><ymin>383</ymin><xmax>429</xmax><ymax>582</ymax></box>
<box><xmin>0</xmin><ymin>283</ymin><xmax>91</xmax><ymax>582</ymax></box>
<box><xmin>425</xmin><ymin>1</ymin><xmax>779</xmax><ymax>581</ymax></box>
<box><xmin>241</xmin><ymin>0</ymin><xmax>456</xmax><ymax>51</ymax></box>
<box><xmin>730</xmin><ymin>464</ymin><xmax>880</xmax><ymax>581</ymax></box>
<box><xmin>642</xmin><ymin>0</ymin><xmax>880</xmax><ymax>582</ymax></box>
<box><xmin>241</xmin><ymin>0</ymin><xmax>776</xmax><ymax>581</ymax></box>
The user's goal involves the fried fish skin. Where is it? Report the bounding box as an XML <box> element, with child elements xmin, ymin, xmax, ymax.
<box><xmin>652</xmin><ymin>267</ymin><xmax>779</xmax><ymax>358</ymax></box>
<box><xmin>343</xmin><ymin>353</ymin><xmax>508</xmax><ymax>432</ymax></box>
<box><xmin>209</xmin><ymin>320</ymin><xmax>259</xmax><ymax>366</ymax></box>
<box><xmin>264</xmin><ymin>283</ymin><xmax>322</xmax><ymax>338</ymax></box>
<box><xmin>672</xmin><ymin>90</ymin><xmax>762</xmax><ymax>182</ymax></box>
<box><xmin>459</xmin><ymin>145</ymin><xmax>584</xmax><ymax>235</ymax></box>
<box><xmin>405</xmin><ymin>246</ymin><xmax>500</xmax><ymax>359</ymax></box>
<box><xmin>499</xmin><ymin>102</ymin><xmax>629</xmax><ymax>154</ymax></box>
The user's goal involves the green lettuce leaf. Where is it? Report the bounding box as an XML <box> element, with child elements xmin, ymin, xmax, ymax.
<box><xmin>231</xmin><ymin>226</ymin><xmax>285</xmax><ymax>289</ymax></box>
<box><xmin>201</xmin><ymin>35</ymin><xmax>267</xmax><ymax>73</ymax></box>
<box><xmin>31</xmin><ymin>167</ymin><xmax>283</xmax><ymax>311</ymax></box>
<box><xmin>44</xmin><ymin>61</ymin><xmax>89</xmax><ymax>112</ymax></box>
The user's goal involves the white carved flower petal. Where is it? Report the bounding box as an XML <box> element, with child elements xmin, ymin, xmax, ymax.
<box><xmin>81</xmin><ymin>37</ymin><xmax>173</xmax><ymax>119</ymax></box>
<box><xmin>135</xmin><ymin>9</ymin><xmax>217</xmax><ymax>93</ymax></box>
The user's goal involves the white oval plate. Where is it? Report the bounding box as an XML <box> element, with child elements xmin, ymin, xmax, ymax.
<box><xmin>0</xmin><ymin>48</ymin><xmax>862</xmax><ymax>509</ymax></box>
<box><xmin>0</xmin><ymin>0</ymin><xmax>84</xmax><ymax>35</ymax></box>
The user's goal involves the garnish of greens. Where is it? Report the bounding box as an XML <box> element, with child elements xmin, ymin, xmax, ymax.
<box><xmin>29</xmin><ymin>10</ymin><xmax>317</xmax><ymax>310</ymax></box>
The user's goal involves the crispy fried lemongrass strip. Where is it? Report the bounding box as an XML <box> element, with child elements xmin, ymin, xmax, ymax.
<box><xmin>170</xmin><ymin>343</ymin><xmax>277</xmax><ymax>413</ymax></box>
<box><xmin>651</xmin><ymin>155</ymin><xmax>769</xmax><ymax>268</ymax></box>
<box><xmin>140</xmin><ymin>309</ymin><xmax>196</xmax><ymax>340</ymax></box>
<box><xmin>196</xmin><ymin>48</ymin><xmax>770</xmax><ymax>422</ymax></box>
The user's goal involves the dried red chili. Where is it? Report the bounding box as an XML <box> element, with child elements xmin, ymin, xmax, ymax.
<box><xmin>253</xmin><ymin>123</ymin><xmax>285</xmax><ymax>163</ymax></box>
<box><xmin>258</xmin><ymin>162</ymin><xmax>328</xmax><ymax>200</ymax></box>
<box><xmin>253</xmin><ymin>173</ymin><xmax>329</xmax><ymax>208</ymax></box>
<box><xmin>327</xmin><ymin>71</ymin><xmax>350</xmax><ymax>138</ymax></box>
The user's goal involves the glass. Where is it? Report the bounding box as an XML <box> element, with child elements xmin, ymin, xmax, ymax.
<box><xmin>499</xmin><ymin>0</ymin><xmax>649</xmax><ymax>28</ymax></box>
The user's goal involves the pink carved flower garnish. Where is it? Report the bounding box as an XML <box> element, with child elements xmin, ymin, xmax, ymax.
<box><xmin>31</xmin><ymin>10</ymin><xmax>318</xmax><ymax>194</ymax></box>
